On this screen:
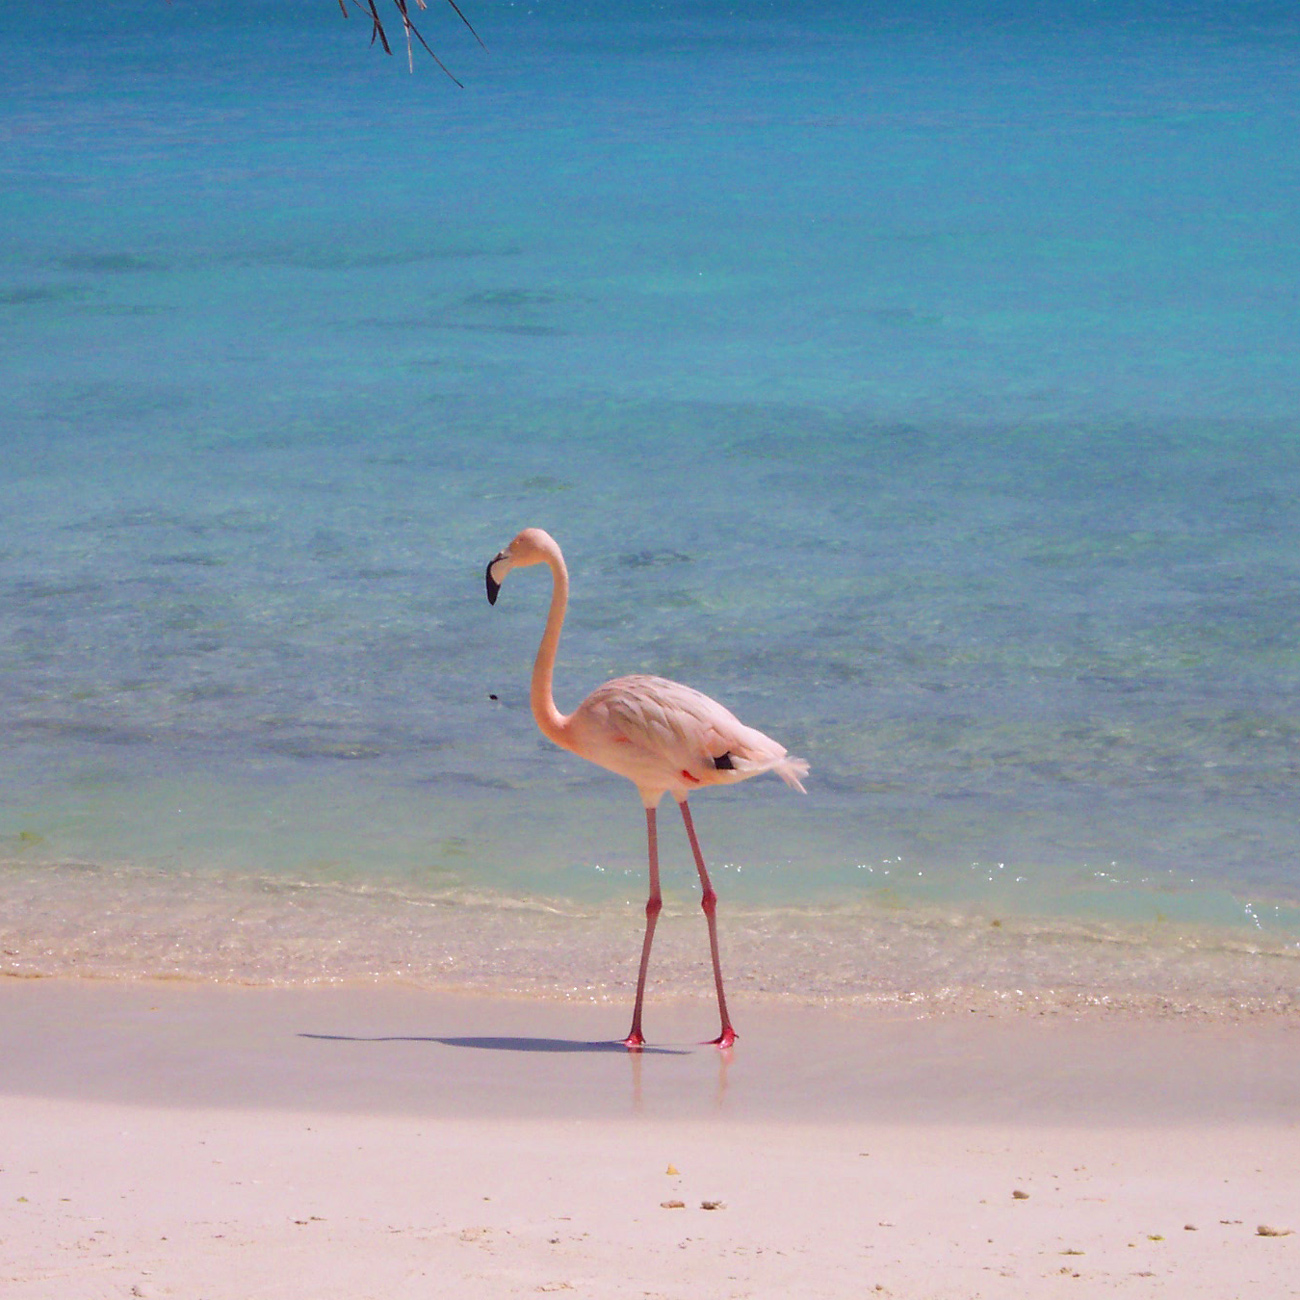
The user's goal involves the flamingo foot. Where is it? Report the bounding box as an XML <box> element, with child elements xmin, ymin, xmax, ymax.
<box><xmin>706</xmin><ymin>1027</ymin><xmax>737</xmax><ymax>1049</ymax></box>
<box><xmin>622</xmin><ymin>1030</ymin><xmax>646</xmax><ymax>1051</ymax></box>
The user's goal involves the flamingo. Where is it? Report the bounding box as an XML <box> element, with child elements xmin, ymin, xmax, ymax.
<box><xmin>485</xmin><ymin>528</ymin><xmax>809</xmax><ymax>1050</ymax></box>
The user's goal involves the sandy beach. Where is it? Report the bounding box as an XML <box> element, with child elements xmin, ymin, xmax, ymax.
<box><xmin>2</xmin><ymin>980</ymin><xmax>1297</xmax><ymax>1299</ymax></box>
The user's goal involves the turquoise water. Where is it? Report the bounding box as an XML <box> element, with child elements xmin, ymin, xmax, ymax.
<box><xmin>2</xmin><ymin>2</ymin><xmax>1299</xmax><ymax>999</ymax></box>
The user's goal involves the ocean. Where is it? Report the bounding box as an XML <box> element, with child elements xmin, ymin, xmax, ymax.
<box><xmin>2</xmin><ymin>0</ymin><xmax>1298</xmax><ymax>1013</ymax></box>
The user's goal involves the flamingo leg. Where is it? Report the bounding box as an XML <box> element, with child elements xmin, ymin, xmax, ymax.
<box><xmin>622</xmin><ymin>806</ymin><xmax>662</xmax><ymax>1050</ymax></box>
<box><xmin>678</xmin><ymin>800</ymin><xmax>737</xmax><ymax>1048</ymax></box>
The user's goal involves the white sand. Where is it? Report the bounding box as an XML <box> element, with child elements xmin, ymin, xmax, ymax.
<box><xmin>2</xmin><ymin>980</ymin><xmax>1297</xmax><ymax>1298</ymax></box>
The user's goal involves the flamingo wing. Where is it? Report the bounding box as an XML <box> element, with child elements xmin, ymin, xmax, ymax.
<box><xmin>585</xmin><ymin>675</ymin><xmax>807</xmax><ymax>791</ymax></box>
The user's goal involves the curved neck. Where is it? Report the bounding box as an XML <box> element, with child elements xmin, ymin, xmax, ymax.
<box><xmin>531</xmin><ymin>547</ymin><xmax>571</xmax><ymax>747</ymax></box>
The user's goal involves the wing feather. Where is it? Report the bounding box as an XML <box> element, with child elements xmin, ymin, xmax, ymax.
<box><xmin>584</xmin><ymin>674</ymin><xmax>808</xmax><ymax>791</ymax></box>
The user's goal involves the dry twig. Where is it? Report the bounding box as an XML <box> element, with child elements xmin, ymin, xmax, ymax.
<box><xmin>339</xmin><ymin>0</ymin><xmax>485</xmax><ymax>84</ymax></box>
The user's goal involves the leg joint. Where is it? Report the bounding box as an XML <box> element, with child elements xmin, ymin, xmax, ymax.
<box><xmin>646</xmin><ymin>895</ymin><xmax>663</xmax><ymax>918</ymax></box>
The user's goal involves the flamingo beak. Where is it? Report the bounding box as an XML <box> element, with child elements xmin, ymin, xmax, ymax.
<box><xmin>485</xmin><ymin>551</ymin><xmax>510</xmax><ymax>605</ymax></box>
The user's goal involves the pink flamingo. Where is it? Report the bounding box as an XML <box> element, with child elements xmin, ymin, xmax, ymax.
<box><xmin>486</xmin><ymin>528</ymin><xmax>809</xmax><ymax>1050</ymax></box>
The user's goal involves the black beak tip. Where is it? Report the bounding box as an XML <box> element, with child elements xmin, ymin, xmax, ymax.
<box><xmin>485</xmin><ymin>561</ymin><xmax>500</xmax><ymax>606</ymax></box>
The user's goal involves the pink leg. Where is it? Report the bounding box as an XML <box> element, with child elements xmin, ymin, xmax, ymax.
<box><xmin>678</xmin><ymin>800</ymin><xmax>736</xmax><ymax>1048</ymax></box>
<box><xmin>622</xmin><ymin>807</ymin><xmax>662</xmax><ymax>1051</ymax></box>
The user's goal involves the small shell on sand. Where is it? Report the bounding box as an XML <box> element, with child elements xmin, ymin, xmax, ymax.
<box><xmin>660</xmin><ymin>1200</ymin><xmax>685</xmax><ymax>1210</ymax></box>
<box><xmin>665</xmin><ymin>1164</ymin><xmax>679</xmax><ymax>1176</ymax></box>
<box><xmin>1012</xmin><ymin>1190</ymin><xmax>1030</xmax><ymax>1200</ymax></box>
<box><xmin>701</xmin><ymin>1200</ymin><xmax>725</xmax><ymax>1211</ymax></box>
<box><xmin>1257</xmin><ymin>1225</ymin><xmax>1294</xmax><ymax>1237</ymax></box>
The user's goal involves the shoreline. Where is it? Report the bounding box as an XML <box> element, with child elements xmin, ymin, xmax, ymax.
<box><xmin>3</xmin><ymin>980</ymin><xmax>1298</xmax><ymax>1298</ymax></box>
<box><xmin>0</xmin><ymin>977</ymin><xmax>1298</xmax><ymax>1124</ymax></box>
<box><xmin>4</xmin><ymin>858</ymin><xmax>1299</xmax><ymax>1021</ymax></box>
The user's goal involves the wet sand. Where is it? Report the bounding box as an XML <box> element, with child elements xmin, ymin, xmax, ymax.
<box><xmin>2</xmin><ymin>979</ymin><xmax>1297</xmax><ymax>1298</ymax></box>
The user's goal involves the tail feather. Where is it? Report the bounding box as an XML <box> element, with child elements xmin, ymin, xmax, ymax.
<box><xmin>774</xmin><ymin>755</ymin><xmax>810</xmax><ymax>793</ymax></box>
<box><xmin>734</xmin><ymin>751</ymin><xmax>809</xmax><ymax>792</ymax></box>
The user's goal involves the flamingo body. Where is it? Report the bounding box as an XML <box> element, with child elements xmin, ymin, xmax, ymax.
<box><xmin>566</xmin><ymin>672</ymin><xmax>808</xmax><ymax>807</ymax></box>
<box><xmin>486</xmin><ymin>527</ymin><xmax>808</xmax><ymax>1048</ymax></box>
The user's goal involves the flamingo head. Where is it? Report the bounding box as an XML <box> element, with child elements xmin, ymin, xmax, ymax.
<box><xmin>485</xmin><ymin>527</ymin><xmax>558</xmax><ymax>605</ymax></box>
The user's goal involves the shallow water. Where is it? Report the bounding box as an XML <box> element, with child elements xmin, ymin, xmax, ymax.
<box><xmin>2</xmin><ymin>1</ymin><xmax>1299</xmax><ymax>1002</ymax></box>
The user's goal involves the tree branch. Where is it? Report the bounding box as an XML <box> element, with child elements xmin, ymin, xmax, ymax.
<box><xmin>339</xmin><ymin>0</ymin><xmax>484</xmax><ymax>83</ymax></box>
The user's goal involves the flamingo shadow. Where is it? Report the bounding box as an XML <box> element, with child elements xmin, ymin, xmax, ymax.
<box><xmin>298</xmin><ymin>1033</ymin><xmax>689</xmax><ymax>1056</ymax></box>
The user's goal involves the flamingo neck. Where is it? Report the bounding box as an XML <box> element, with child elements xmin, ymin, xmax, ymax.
<box><xmin>531</xmin><ymin>546</ymin><xmax>571</xmax><ymax>748</ymax></box>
